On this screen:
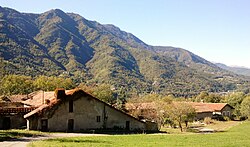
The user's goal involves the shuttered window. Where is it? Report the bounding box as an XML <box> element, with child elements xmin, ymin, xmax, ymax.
<box><xmin>96</xmin><ymin>116</ymin><xmax>101</xmax><ymax>122</ymax></box>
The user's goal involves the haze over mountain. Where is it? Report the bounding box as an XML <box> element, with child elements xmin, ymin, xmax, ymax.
<box><xmin>216</xmin><ymin>63</ymin><xmax>250</xmax><ymax>77</ymax></box>
<box><xmin>0</xmin><ymin>6</ymin><xmax>249</xmax><ymax>97</ymax></box>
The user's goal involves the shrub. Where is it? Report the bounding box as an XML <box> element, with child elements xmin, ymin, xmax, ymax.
<box><xmin>204</xmin><ymin>117</ymin><xmax>214</xmax><ymax>125</ymax></box>
<box><xmin>223</xmin><ymin>116</ymin><xmax>231</xmax><ymax>121</ymax></box>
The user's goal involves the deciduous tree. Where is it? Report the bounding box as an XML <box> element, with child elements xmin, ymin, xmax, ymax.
<box><xmin>1</xmin><ymin>75</ymin><xmax>34</xmax><ymax>95</ymax></box>
<box><xmin>92</xmin><ymin>84</ymin><xmax>114</xmax><ymax>104</ymax></box>
<box><xmin>33</xmin><ymin>75</ymin><xmax>74</xmax><ymax>91</ymax></box>
<box><xmin>240</xmin><ymin>96</ymin><xmax>250</xmax><ymax>118</ymax></box>
<box><xmin>224</xmin><ymin>92</ymin><xmax>245</xmax><ymax>118</ymax></box>
<box><xmin>165</xmin><ymin>102</ymin><xmax>196</xmax><ymax>132</ymax></box>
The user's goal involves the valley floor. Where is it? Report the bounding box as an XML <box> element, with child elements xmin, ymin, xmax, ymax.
<box><xmin>0</xmin><ymin>121</ymin><xmax>249</xmax><ymax>147</ymax></box>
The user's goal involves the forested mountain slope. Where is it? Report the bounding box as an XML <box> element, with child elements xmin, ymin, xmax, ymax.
<box><xmin>0</xmin><ymin>6</ymin><xmax>249</xmax><ymax>96</ymax></box>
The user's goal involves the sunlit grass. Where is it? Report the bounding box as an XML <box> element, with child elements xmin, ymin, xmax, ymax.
<box><xmin>29</xmin><ymin>121</ymin><xmax>250</xmax><ymax>147</ymax></box>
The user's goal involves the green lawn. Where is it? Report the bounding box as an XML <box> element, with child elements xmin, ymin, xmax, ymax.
<box><xmin>29</xmin><ymin>121</ymin><xmax>250</xmax><ymax>147</ymax></box>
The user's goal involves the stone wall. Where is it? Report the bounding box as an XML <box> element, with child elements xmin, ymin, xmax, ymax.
<box><xmin>0</xmin><ymin>114</ymin><xmax>26</xmax><ymax>129</ymax></box>
<box><xmin>195</xmin><ymin>112</ymin><xmax>213</xmax><ymax>120</ymax></box>
<box><xmin>221</xmin><ymin>105</ymin><xmax>233</xmax><ymax>117</ymax></box>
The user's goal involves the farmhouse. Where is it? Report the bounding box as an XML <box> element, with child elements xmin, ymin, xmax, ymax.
<box><xmin>125</xmin><ymin>102</ymin><xmax>234</xmax><ymax>121</ymax></box>
<box><xmin>24</xmin><ymin>89</ymin><xmax>150</xmax><ymax>132</ymax></box>
<box><xmin>189</xmin><ymin>102</ymin><xmax>234</xmax><ymax>120</ymax></box>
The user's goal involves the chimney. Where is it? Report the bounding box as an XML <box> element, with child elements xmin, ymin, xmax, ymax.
<box><xmin>55</xmin><ymin>88</ymin><xmax>66</xmax><ymax>100</ymax></box>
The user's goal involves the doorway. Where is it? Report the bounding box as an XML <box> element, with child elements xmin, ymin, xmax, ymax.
<box><xmin>68</xmin><ymin>119</ymin><xmax>74</xmax><ymax>132</ymax></box>
<box><xmin>125</xmin><ymin>121</ymin><xmax>130</xmax><ymax>130</ymax></box>
<box><xmin>3</xmin><ymin>117</ymin><xmax>11</xmax><ymax>130</ymax></box>
<box><xmin>41</xmin><ymin>119</ymin><xmax>48</xmax><ymax>131</ymax></box>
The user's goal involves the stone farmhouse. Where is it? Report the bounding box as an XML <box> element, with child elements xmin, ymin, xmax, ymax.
<box><xmin>125</xmin><ymin>102</ymin><xmax>234</xmax><ymax>121</ymax></box>
<box><xmin>188</xmin><ymin>102</ymin><xmax>234</xmax><ymax>120</ymax></box>
<box><xmin>1</xmin><ymin>89</ymin><xmax>157</xmax><ymax>132</ymax></box>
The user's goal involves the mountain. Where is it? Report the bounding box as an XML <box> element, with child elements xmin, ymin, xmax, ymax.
<box><xmin>216</xmin><ymin>63</ymin><xmax>250</xmax><ymax>77</ymax></box>
<box><xmin>0</xmin><ymin>6</ymin><xmax>249</xmax><ymax>97</ymax></box>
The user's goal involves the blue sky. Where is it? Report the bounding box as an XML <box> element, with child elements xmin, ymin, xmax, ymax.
<box><xmin>1</xmin><ymin>0</ymin><xmax>250</xmax><ymax>68</ymax></box>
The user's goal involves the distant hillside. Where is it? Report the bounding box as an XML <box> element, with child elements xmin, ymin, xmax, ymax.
<box><xmin>216</xmin><ymin>63</ymin><xmax>250</xmax><ymax>77</ymax></box>
<box><xmin>0</xmin><ymin>6</ymin><xmax>250</xmax><ymax>97</ymax></box>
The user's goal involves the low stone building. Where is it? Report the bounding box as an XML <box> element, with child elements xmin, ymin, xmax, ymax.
<box><xmin>0</xmin><ymin>95</ymin><xmax>37</xmax><ymax>130</ymax></box>
<box><xmin>24</xmin><ymin>89</ymin><xmax>149</xmax><ymax>132</ymax></box>
<box><xmin>0</xmin><ymin>107</ymin><xmax>35</xmax><ymax>129</ymax></box>
<box><xmin>125</xmin><ymin>102</ymin><xmax>234</xmax><ymax>121</ymax></box>
<box><xmin>189</xmin><ymin>102</ymin><xmax>234</xmax><ymax>120</ymax></box>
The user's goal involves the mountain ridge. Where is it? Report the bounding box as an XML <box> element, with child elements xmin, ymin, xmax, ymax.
<box><xmin>216</xmin><ymin>63</ymin><xmax>250</xmax><ymax>77</ymax></box>
<box><xmin>0</xmin><ymin>6</ymin><xmax>249</xmax><ymax>96</ymax></box>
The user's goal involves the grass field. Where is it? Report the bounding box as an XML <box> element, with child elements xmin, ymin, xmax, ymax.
<box><xmin>29</xmin><ymin>121</ymin><xmax>250</xmax><ymax>147</ymax></box>
<box><xmin>0</xmin><ymin>129</ymin><xmax>46</xmax><ymax>142</ymax></box>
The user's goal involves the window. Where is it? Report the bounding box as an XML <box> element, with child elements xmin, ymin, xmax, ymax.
<box><xmin>69</xmin><ymin>100</ymin><xmax>73</xmax><ymax>112</ymax></box>
<box><xmin>96</xmin><ymin>116</ymin><xmax>101</xmax><ymax>122</ymax></box>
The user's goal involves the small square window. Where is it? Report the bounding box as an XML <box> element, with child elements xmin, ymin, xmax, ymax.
<box><xmin>96</xmin><ymin>116</ymin><xmax>101</xmax><ymax>122</ymax></box>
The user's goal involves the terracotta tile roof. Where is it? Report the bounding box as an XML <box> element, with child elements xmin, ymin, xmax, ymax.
<box><xmin>125</xmin><ymin>102</ymin><xmax>233</xmax><ymax>113</ymax></box>
<box><xmin>181</xmin><ymin>102</ymin><xmax>232</xmax><ymax>113</ymax></box>
<box><xmin>22</xmin><ymin>91</ymin><xmax>55</xmax><ymax>107</ymax></box>
<box><xmin>2</xmin><ymin>90</ymin><xmax>72</xmax><ymax>114</ymax></box>
<box><xmin>21</xmin><ymin>90</ymin><xmax>80</xmax><ymax>107</ymax></box>
<box><xmin>24</xmin><ymin>104</ymin><xmax>49</xmax><ymax>118</ymax></box>
<box><xmin>24</xmin><ymin>97</ymin><xmax>59</xmax><ymax>118</ymax></box>
<box><xmin>7</xmin><ymin>91</ymin><xmax>47</xmax><ymax>103</ymax></box>
<box><xmin>8</xmin><ymin>95</ymin><xmax>28</xmax><ymax>102</ymax></box>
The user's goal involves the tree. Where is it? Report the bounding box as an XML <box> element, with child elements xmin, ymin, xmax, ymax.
<box><xmin>224</xmin><ymin>92</ymin><xmax>245</xmax><ymax>118</ymax></box>
<box><xmin>33</xmin><ymin>76</ymin><xmax>74</xmax><ymax>91</ymax></box>
<box><xmin>195</xmin><ymin>91</ymin><xmax>209</xmax><ymax>102</ymax></box>
<box><xmin>1</xmin><ymin>75</ymin><xmax>34</xmax><ymax>95</ymax></box>
<box><xmin>141</xmin><ymin>93</ymin><xmax>162</xmax><ymax>102</ymax></box>
<box><xmin>115</xmin><ymin>86</ymin><xmax>128</xmax><ymax>102</ymax></box>
<box><xmin>0</xmin><ymin>57</ymin><xmax>5</xmax><ymax>79</ymax></box>
<box><xmin>240</xmin><ymin>96</ymin><xmax>250</xmax><ymax>118</ymax></box>
<box><xmin>92</xmin><ymin>84</ymin><xmax>114</xmax><ymax>104</ymax></box>
<box><xmin>0</xmin><ymin>57</ymin><xmax>5</xmax><ymax>94</ymax></box>
<box><xmin>204</xmin><ymin>93</ymin><xmax>222</xmax><ymax>103</ymax></box>
<box><xmin>77</xmin><ymin>83</ymin><xmax>95</xmax><ymax>94</ymax></box>
<box><xmin>161</xmin><ymin>94</ymin><xmax>175</xmax><ymax>104</ymax></box>
<box><xmin>165</xmin><ymin>102</ymin><xmax>196</xmax><ymax>132</ymax></box>
<box><xmin>126</xmin><ymin>93</ymin><xmax>174</xmax><ymax>127</ymax></box>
